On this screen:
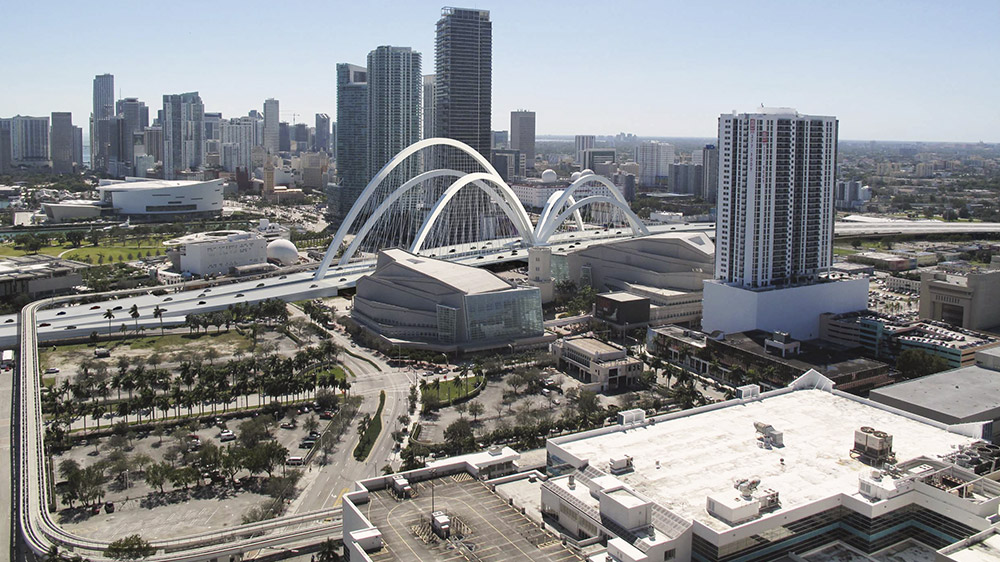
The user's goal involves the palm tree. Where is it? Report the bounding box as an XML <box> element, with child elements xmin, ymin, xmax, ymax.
<box><xmin>153</xmin><ymin>305</ymin><xmax>165</xmax><ymax>336</ymax></box>
<box><xmin>317</xmin><ymin>538</ymin><xmax>340</xmax><ymax>562</ymax></box>
<box><xmin>129</xmin><ymin>304</ymin><xmax>140</xmax><ymax>335</ymax></box>
<box><xmin>104</xmin><ymin>308</ymin><xmax>116</xmax><ymax>336</ymax></box>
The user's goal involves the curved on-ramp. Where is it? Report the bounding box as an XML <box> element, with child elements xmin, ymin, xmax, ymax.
<box><xmin>13</xmin><ymin>290</ymin><xmax>347</xmax><ymax>561</ymax></box>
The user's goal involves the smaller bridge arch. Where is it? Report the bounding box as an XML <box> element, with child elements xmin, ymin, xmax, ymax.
<box><xmin>536</xmin><ymin>195</ymin><xmax>649</xmax><ymax>243</ymax></box>
<box><xmin>410</xmin><ymin>172</ymin><xmax>537</xmax><ymax>254</ymax></box>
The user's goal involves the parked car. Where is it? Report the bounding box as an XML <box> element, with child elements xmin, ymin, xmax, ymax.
<box><xmin>44</xmin><ymin>367</ymin><xmax>59</xmax><ymax>374</ymax></box>
<box><xmin>219</xmin><ymin>430</ymin><xmax>235</xmax><ymax>442</ymax></box>
<box><xmin>319</xmin><ymin>411</ymin><xmax>334</xmax><ymax>420</ymax></box>
<box><xmin>298</xmin><ymin>440</ymin><xmax>315</xmax><ymax>449</ymax></box>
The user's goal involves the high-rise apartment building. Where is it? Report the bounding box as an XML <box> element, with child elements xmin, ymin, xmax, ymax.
<box><xmin>333</xmin><ymin>63</ymin><xmax>369</xmax><ymax>222</ymax></box>
<box><xmin>0</xmin><ymin>121</ymin><xmax>10</xmax><ymax>172</ymax></box>
<box><xmin>367</xmin><ymin>45</ymin><xmax>422</xmax><ymax>180</ymax></box>
<box><xmin>162</xmin><ymin>92</ymin><xmax>205</xmax><ymax>180</ymax></box>
<box><xmin>668</xmin><ymin>163</ymin><xmax>702</xmax><ymax>195</ymax></box>
<box><xmin>715</xmin><ymin>109</ymin><xmax>838</xmax><ymax>289</ymax></box>
<box><xmin>434</xmin><ymin>7</ymin><xmax>492</xmax><ymax>168</ymax></box>
<box><xmin>635</xmin><ymin>141</ymin><xmax>674</xmax><ymax>186</ymax></box>
<box><xmin>698</xmin><ymin>144</ymin><xmax>719</xmax><ymax>202</ymax></box>
<box><xmin>7</xmin><ymin>116</ymin><xmax>50</xmax><ymax>167</ymax></box>
<box><xmin>263</xmin><ymin>98</ymin><xmax>280</xmax><ymax>154</ymax></box>
<box><xmin>50</xmin><ymin>112</ymin><xmax>75</xmax><ymax>173</ymax></box>
<box><xmin>575</xmin><ymin>135</ymin><xmax>595</xmax><ymax>165</ymax></box>
<box><xmin>220</xmin><ymin>116</ymin><xmax>258</xmax><ymax>172</ymax></box>
<box><xmin>510</xmin><ymin>110</ymin><xmax>535</xmax><ymax>171</ymax></box>
<box><xmin>422</xmin><ymin>75</ymin><xmax>436</xmax><ymax>140</ymax></box>
<box><xmin>314</xmin><ymin>113</ymin><xmax>331</xmax><ymax>153</ymax></box>
<box><xmin>703</xmin><ymin>109</ymin><xmax>865</xmax><ymax>341</ymax></box>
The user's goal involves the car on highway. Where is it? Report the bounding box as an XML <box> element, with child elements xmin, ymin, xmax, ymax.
<box><xmin>56</xmin><ymin>311</ymin><xmax>66</xmax><ymax>316</ymax></box>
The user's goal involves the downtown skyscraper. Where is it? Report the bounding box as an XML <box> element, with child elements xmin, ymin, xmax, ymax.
<box><xmin>367</xmin><ymin>46</ymin><xmax>422</xmax><ymax>180</ymax></box>
<box><xmin>91</xmin><ymin>73</ymin><xmax>115</xmax><ymax>172</ymax></box>
<box><xmin>162</xmin><ymin>92</ymin><xmax>205</xmax><ymax>180</ymax></box>
<box><xmin>715</xmin><ymin>108</ymin><xmax>838</xmax><ymax>289</ymax></box>
<box><xmin>50</xmin><ymin>112</ymin><xmax>75</xmax><ymax>173</ymax></box>
<box><xmin>263</xmin><ymin>98</ymin><xmax>280</xmax><ymax>154</ymax></box>
<box><xmin>509</xmin><ymin>110</ymin><xmax>535</xmax><ymax>170</ymax></box>
<box><xmin>434</xmin><ymin>7</ymin><xmax>491</xmax><ymax>168</ymax></box>
<box><xmin>332</xmin><ymin>63</ymin><xmax>369</xmax><ymax>224</ymax></box>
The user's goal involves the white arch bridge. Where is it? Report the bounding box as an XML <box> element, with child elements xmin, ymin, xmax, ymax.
<box><xmin>314</xmin><ymin>138</ymin><xmax>649</xmax><ymax>279</ymax></box>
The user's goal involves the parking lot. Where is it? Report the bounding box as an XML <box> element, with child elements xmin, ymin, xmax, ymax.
<box><xmin>362</xmin><ymin>475</ymin><xmax>580</xmax><ymax>562</ymax></box>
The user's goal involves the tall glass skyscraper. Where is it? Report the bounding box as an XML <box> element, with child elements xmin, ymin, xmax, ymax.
<box><xmin>367</xmin><ymin>46</ymin><xmax>422</xmax><ymax>180</ymax></box>
<box><xmin>434</xmin><ymin>7</ymin><xmax>491</xmax><ymax>169</ymax></box>
<box><xmin>333</xmin><ymin>63</ymin><xmax>369</xmax><ymax>224</ymax></box>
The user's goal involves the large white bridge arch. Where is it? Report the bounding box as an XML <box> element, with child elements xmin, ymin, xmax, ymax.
<box><xmin>314</xmin><ymin>138</ymin><xmax>648</xmax><ymax>280</ymax></box>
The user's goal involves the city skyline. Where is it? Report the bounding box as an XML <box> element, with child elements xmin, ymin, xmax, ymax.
<box><xmin>1</xmin><ymin>1</ymin><xmax>998</xmax><ymax>143</ymax></box>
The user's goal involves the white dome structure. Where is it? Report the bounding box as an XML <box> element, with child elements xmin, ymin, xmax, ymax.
<box><xmin>570</xmin><ymin>171</ymin><xmax>582</xmax><ymax>182</ymax></box>
<box><xmin>581</xmin><ymin>168</ymin><xmax>594</xmax><ymax>176</ymax></box>
<box><xmin>541</xmin><ymin>169</ymin><xmax>558</xmax><ymax>183</ymax></box>
<box><xmin>267</xmin><ymin>239</ymin><xmax>299</xmax><ymax>266</ymax></box>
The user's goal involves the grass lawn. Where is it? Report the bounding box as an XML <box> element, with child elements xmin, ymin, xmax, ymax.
<box><xmin>423</xmin><ymin>374</ymin><xmax>483</xmax><ymax>404</ymax></box>
<box><xmin>312</xmin><ymin>365</ymin><xmax>349</xmax><ymax>383</ymax></box>
<box><xmin>38</xmin><ymin>330</ymin><xmax>252</xmax><ymax>368</ymax></box>
<box><xmin>833</xmin><ymin>247</ymin><xmax>858</xmax><ymax>256</ymax></box>
<box><xmin>0</xmin><ymin>237</ymin><xmax>169</xmax><ymax>261</ymax></box>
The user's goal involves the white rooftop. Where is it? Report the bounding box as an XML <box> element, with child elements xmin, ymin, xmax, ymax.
<box><xmin>98</xmin><ymin>179</ymin><xmax>218</xmax><ymax>191</ymax></box>
<box><xmin>378</xmin><ymin>249</ymin><xmax>513</xmax><ymax>294</ymax></box>
<box><xmin>555</xmin><ymin>388</ymin><xmax>974</xmax><ymax>532</ymax></box>
<box><xmin>947</xmin><ymin>533</ymin><xmax>1000</xmax><ymax>562</ymax></box>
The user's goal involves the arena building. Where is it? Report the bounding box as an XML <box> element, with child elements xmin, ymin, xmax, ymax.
<box><xmin>41</xmin><ymin>178</ymin><xmax>224</xmax><ymax>222</ymax></box>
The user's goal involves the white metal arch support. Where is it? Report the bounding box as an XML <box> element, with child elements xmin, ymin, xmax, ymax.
<box><xmin>536</xmin><ymin>195</ymin><xmax>649</xmax><ymax>243</ymax></box>
<box><xmin>337</xmin><ymin>169</ymin><xmax>514</xmax><ymax>267</ymax></box>
<box><xmin>536</xmin><ymin>190</ymin><xmax>584</xmax><ymax>239</ymax></box>
<box><xmin>314</xmin><ymin>137</ymin><xmax>502</xmax><ymax>280</ymax></box>
<box><xmin>410</xmin><ymin>172</ymin><xmax>537</xmax><ymax>254</ymax></box>
<box><xmin>537</xmin><ymin>174</ymin><xmax>631</xmax><ymax>239</ymax></box>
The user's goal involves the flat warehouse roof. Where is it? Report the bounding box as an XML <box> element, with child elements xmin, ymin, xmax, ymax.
<box><xmin>869</xmin><ymin>366</ymin><xmax>1000</xmax><ymax>423</ymax></box>
<box><xmin>555</xmin><ymin>389</ymin><xmax>973</xmax><ymax>532</ymax></box>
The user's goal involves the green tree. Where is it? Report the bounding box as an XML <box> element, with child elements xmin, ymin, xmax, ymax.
<box><xmin>104</xmin><ymin>308</ymin><xmax>116</xmax><ymax>336</ymax></box>
<box><xmin>467</xmin><ymin>401</ymin><xmax>484</xmax><ymax>422</ymax></box>
<box><xmin>317</xmin><ymin>538</ymin><xmax>341</xmax><ymax>562</ymax></box>
<box><xmin>144</xmin><ymin>462</ymin><xmax>173</xmax><ymax>494</ymax></box>
<box><xmin>104</xmin><ymin>534</ymin><xmax>155</xmax><ymax>560</ymax></box>
<box><xmin>897</xmin><ymin>349</ymin><xmax>950</xmax><ymax>380</ymax></box>
<box><xmin>443</xmin><ymin>418</ymin><xmax>475</xmax><ymax>454</ymax></box>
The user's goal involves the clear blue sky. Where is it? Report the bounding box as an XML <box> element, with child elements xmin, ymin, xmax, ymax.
<box><xmin>2</xmin><ymin>0</ymin><xmax>998</xmax><ymax>142</ymax></box>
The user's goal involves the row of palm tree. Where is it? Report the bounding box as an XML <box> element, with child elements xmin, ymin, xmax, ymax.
<box><xmin>42</xmin><ymin>339</ymin><xmax>347</xmax><ymax>442</ymax></box>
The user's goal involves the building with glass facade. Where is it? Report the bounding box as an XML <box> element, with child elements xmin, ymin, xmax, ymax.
<box><xmin>352</xmin><ymin>249</ymin><xmax>545</xmax><ymax>351</ymax></box>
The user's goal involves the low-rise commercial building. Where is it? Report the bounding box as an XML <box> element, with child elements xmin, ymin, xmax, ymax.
<box><xmin>545</xmin><ymin>371</ymin><xmax>998</xmax><ymax>562</ymax></box>
<box><xmin>0</xmin><ymin>255</ymin><xmax>87</xmax><ymax>299</ymax></box>
<box><xmin>163</xmin><ymin>230</ymin><xmax>268</xmax><ymax>277</ymax></box>
<box><xmin>870</xmin><ymin>348</ymin><xmax>1000</xmax><ymax>441</ymax></box>
<box><xmin>820</xmin><ymin>311</ymin><xmax>1000</xmax><ymax>368</ymax></box>
<box><xmin>352</xmin><ymin>249</ymin><xmax>546</xmax><ymax>352</ymax></box>
<box><xmin>919</xmin><ymin>269</ymin><xmax>1000</xmax><ymax>331</ymax></box>
<box><xmin>550</xmin><ymin>336</ymin><xmax>643</xmax><ymax>392</ymax></box>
